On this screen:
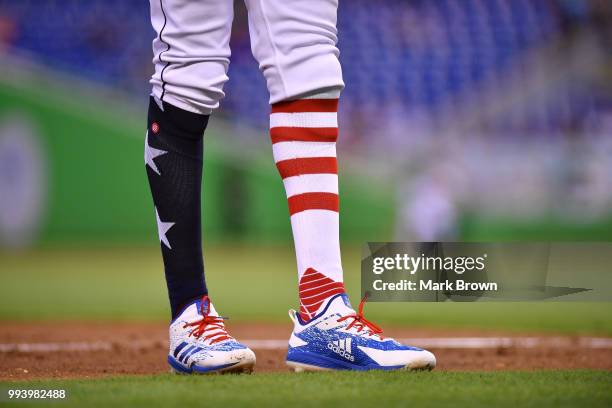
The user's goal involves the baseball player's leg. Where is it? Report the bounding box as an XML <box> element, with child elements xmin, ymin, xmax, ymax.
<box><xmin>147</xmin><ymin>0</ymin><xmax>232</xmax><ymax>318</ymax></box>
<box><xmin>246</xmin><ymin>0</ymin><xmax>436</xmax><ymax>371</ymax></box>
<box><xmin>146</xmin><ymin>0</ymin><xmax>255</xmax><ymax>374</ymax></box>
<box><xmin>245</xmin><ymin>0</ymin><xmax>345</xmax><ymax>320</ymax></box>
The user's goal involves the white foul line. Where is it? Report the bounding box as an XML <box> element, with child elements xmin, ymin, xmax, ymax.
<box><xmin>0</xmin><ymin>337</ymin><xmax>611</xmax><ymax>353</ymax></box>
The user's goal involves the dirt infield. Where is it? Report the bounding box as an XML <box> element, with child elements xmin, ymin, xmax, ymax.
<box><xmin>1</xmin><ymin>322</ymin><xmax>611</xmax><ymax>380</ymax></box>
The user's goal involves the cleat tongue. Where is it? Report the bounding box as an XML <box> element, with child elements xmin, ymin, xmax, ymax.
<box><xmin>203</xmin><ymin>301</ymin><xmax>219</xmax><ymax>317</ymax></box>
<box><xmin>183</xmin><ymin>296</ymin><xmax>232</xmax><ymax>344</ymax></box>
<box><xmin>194</xmin><ymin>297</ymin><xmax>220</xmax><ymax>318</ymax></box>
<box><xmin>178</xmin><ymin>303</ymin><xmax>202</xmax><ymax>324</ymax></box>
<box><xmin>320</xmin><ymin>293</ymin><xmax>354</xmax><ymax>317</ymax></box>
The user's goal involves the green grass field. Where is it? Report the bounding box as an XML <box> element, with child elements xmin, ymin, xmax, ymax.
<box><xmin>1</xmin><ymin>245</ymin><xmax>611</xmax><ymax>407</ymax></box>
<box><xmin>1</xmin><ymin>371</ymin><xmax>611</xmax><ymax>408</ymax></box>
<box><xmin>1</xmin><ymin>245</ymin><xmax>611</xmax><ymax>333</ymax></box>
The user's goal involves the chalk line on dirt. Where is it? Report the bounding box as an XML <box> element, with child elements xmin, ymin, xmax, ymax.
<box><xmin>1</xmin><ymin>337</ymin><xmax>611</xmax><ymax>353</ymax></box>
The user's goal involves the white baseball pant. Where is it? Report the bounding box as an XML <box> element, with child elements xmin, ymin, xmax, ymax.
<box><xmin>149</xmin><ymin>0</ymin><xmax>345</xmax><ymax>114</ymax></box>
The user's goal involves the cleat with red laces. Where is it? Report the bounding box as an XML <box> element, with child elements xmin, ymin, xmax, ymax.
<box><xmin>286</xmin><ymin>293</ymin><xmax>436</xmax><ymax>371</ymax></box>
<box><xmin>168</xmin><ymin>296</ymin><xmax>256</xmax><ymax>374</ymax></box>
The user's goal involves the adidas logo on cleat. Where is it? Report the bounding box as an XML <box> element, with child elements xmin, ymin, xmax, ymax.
<box><xmin>327</xmin><ymin>338</ymin><xmax>355</xmax><ymax>362</ymax></box>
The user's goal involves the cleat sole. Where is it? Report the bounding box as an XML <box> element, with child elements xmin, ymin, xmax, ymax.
<box><xmin>168</xmin><ymin>355</ymin><xmax>255</xmax><ymax>375</ymax></box>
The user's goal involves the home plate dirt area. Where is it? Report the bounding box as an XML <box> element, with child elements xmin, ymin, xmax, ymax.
<box><xmin>1</xmin><ymin>322</ymin><xmax>611</xmax><ymax>380</ymax></box>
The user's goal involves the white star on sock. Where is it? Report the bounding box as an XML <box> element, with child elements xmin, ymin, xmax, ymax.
<box><xmin>155</xmin><ymin>207</ymin><xmax>175</xmax><ymax>249</ymax></box>
<box><xmin>144</xmin><ymin>131</ymin><xmax>167</xmax><ymax>175</ymax></box>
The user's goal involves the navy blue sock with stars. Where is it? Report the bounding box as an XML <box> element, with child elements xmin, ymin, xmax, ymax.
<box><xmin>144</xmin><ymin>96</ymin><xmax>209</xmax><ymax>319</ymax></box>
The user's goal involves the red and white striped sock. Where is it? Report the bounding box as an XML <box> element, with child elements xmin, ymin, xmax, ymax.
<box><xmin>270</xmin><ymin>98</ymin><xmax>345</xmax><ymax>322</ymax></box>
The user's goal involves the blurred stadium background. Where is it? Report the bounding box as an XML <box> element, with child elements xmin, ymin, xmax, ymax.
<box><xmin>0</xmin><ymin>0</ymin><xmax>611</xmax><ymax>327</ymax></box>
<box><xmin>1</xmin><ymin>0</ymin><xmax>611</xmax><ymax>248</ymax></box>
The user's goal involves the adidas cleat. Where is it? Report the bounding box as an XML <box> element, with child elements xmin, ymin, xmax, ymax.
<box><xmin>168</xmin><ymin>295</ymin><xmax>256</xmax><ymax>374</ymax></box>
<box><xmin>286</xmin><ymin>293</ymin><xmax>436</xmax><ymax>372</ymax></box>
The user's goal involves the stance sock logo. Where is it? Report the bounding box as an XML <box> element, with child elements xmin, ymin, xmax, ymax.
<box><xmin>327</xmin><ymin>338</ymin><xmax>354</xmax><ymax>361</ymax></box>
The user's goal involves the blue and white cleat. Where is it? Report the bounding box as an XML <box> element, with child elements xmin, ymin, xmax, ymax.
<box><xmin>286</xmin><ymin>294</ymin><xmax>436</xmax><ymax>371</ymax></box>
<box><xmin>168</xmin><ymin>296</ymin><xmax>256</xmax><ymax>374</ymax></box>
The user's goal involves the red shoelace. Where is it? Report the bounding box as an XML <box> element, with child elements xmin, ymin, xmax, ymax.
<box><xmin>183</xmin><ymin>296</ymin><xmax>232</xmax><ymax>344</ymax></box>
<box><xmin>336</xmin><ymin>294</ymin><xmax>384</xmax><ymax>338</ymax></box>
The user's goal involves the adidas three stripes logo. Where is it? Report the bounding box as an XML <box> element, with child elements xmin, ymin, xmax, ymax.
<box><xmin>327</xmin><ymin>337</ymin><xmax>355</xmax><ymax>361</ymax></box>
<box><xmin>173</xmin><ymin>341</ymin><xmax>204</xmax><ymax>364</ymax></box>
